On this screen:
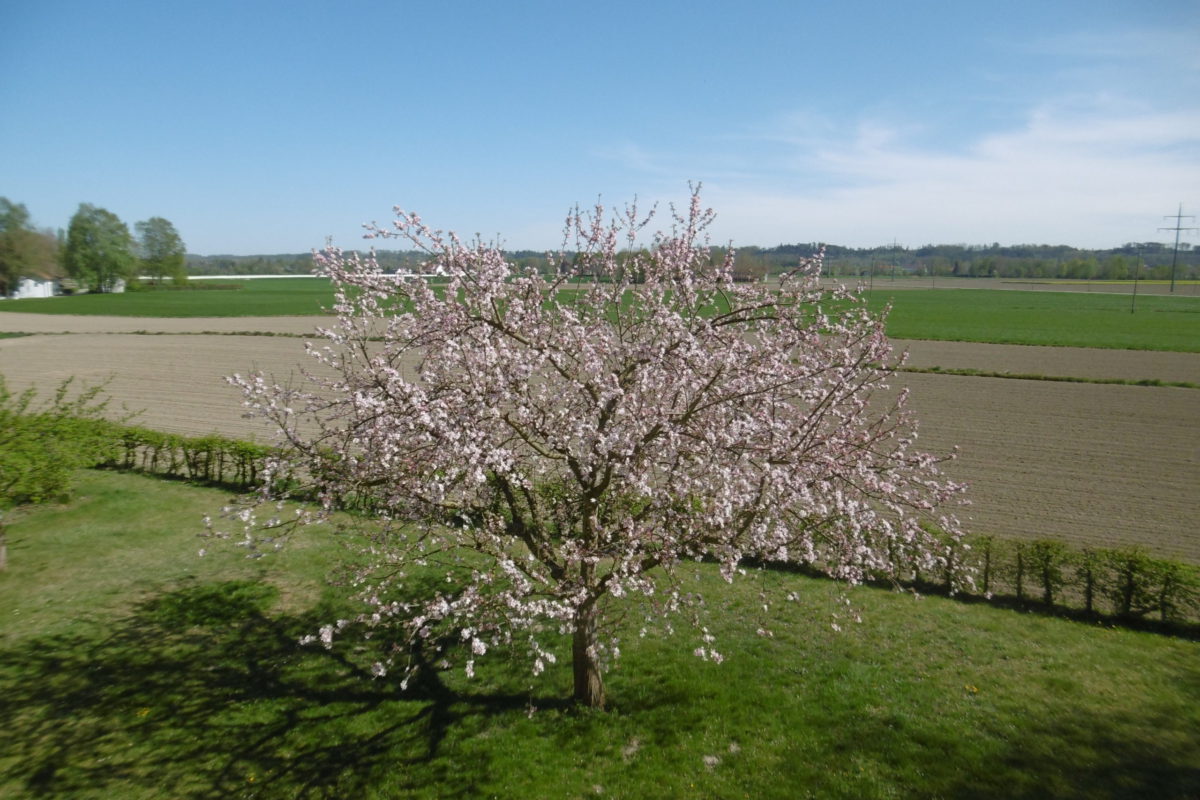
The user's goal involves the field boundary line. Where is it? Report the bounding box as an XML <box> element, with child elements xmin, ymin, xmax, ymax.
<box><xmin>897</xmin><ymin>366</ymin><xmax>1199</xmax><ymax>390</ymax></box>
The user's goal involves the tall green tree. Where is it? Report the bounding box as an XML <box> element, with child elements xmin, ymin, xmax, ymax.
<box><xmin>63</xmin><ymin>204</ymin><xmax>136</xmax><ymax>293</ymax></box>
<box><xmin>0</xmin><ymin>197</ymin><xmax>31</xmax><ymax>232</ymax></box>
<box><xmin>0</xmin><ymin>198</ymin><xmax>59</xmax><ymax>296</ymax></box>
<box><xmin>135</xmin><ymin>216</ymin><xmax>187</xmax><ymax>285</ymax></box>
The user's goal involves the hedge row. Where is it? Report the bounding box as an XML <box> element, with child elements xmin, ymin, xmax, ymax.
<box><xmin>83</xmin><ymin>425</ymin><xmax>1200</xmax><ymax>627</ymax></box>
<box><xmin>930</xmin><ymin>535</ymin><xmax>1200</xmax><ymax>625</ymax></box>
<box><xmin>9</xmin><ymin>390</ymin><xmax>1197</xmax><ymax>630</ymax></box>
<box><xmin>106</xmin><ymin>425</ymin><xmax>275</xmax><ymax>488</ymax></box>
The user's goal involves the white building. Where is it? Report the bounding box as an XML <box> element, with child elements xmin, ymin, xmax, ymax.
<box><xmin>4</xmin><ymin>267</ymin><xmax>63</xmax><ymax>299</ymax></box>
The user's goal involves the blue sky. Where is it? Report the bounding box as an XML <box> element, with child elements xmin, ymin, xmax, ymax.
<box><xmin>1</xmin><ymin>0</ymin><xmax>1197</xmax><ymax>254</ymax></box>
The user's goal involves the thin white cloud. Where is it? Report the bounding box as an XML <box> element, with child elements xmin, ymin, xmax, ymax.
<box><xmin>591</xmin><ymin>25</ymin><xmax>1200</xmax><ymax>248</ymax></box>
<box><xmin>1023</xmin><ymin>28</ymin><xmax>1200</xmax><ymax>72</ymax></box>
<box><xmin>812</xmin><ymin>101</ymin><xmax>1192</xmax><ymax>245</ymax></box>
<box><xmin>600</xmin><ymin>93</ymin><xmax>1198</xmax><ymax>248</ymax></box>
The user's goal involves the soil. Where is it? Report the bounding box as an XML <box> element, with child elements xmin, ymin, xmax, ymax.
<box><xmin>2</xmin><ymin>313</ymin><xmax>1196</xmax><ymax>562</ymax></box>
<box><xmin>895</xmin><ymin>373</ymin><xmax>1199</xmax><ymax>562</ymax></box>
<box><xmin>897</xmin><ymin>340</ymin><xmax>1200</xmax><ymax>384</ymax></box>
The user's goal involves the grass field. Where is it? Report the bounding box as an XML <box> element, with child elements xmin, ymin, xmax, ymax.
<box><xmin>4</xmin><ymin>280</ymin><xmax>1199</xmax><ymax>351</ymax></box>
<box><xmin>1032</xmin><ymin>280</ymin><xmax>1200</xmax><ymax>287</ymax></box>
<box><xmin>1</xmin><ymin>279</ymin><xmax>337</xmax><ymax>317</ymax></box>
<box><xmin>865</xmin><ymin>289</ymin><xmax>1200</xmax><ymax>352</ymax></box>
<box><xmin>1</xmin><ymin>470</ymin><xmax>1197</xmax><ymax>800</ymax></box>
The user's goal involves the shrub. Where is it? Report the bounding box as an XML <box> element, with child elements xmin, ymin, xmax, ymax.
<box><xmin>0</xmin><ymin>375</ymin><xmax>118</xmax><ymax>570</ymax></box>
<box><xmin>1074</xmin><ymin>547</ymin><xmax>1102</xmax><ymax>615</ymax></box>
<box><xmin>1146</xmin><ymin>558</ymin><xmax>1200</xmax><ymax>623</ymax></box>
<box><xmin>0</xmin><ymin>376</ymin><xmax>116</xmax><ymax>508</ymax></box>
<box><xmin>1027</xmin><ymin>539</ymin><xmax>1071</xmax><ymax>606</ymax></box>
<box><xmin>1101</xmin><ymin>547</ymin><xmax>1157</xmax><ymax>618</ymax></box>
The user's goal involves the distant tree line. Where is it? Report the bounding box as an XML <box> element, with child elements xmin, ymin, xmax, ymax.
<box><xmin>5</xmin><ymin>195</ymin><xmax>1195</xmax><ymax>286</ymax></box>
<box><xmin>185</xmin><ymin>249</ymin><xmax>431</xmax><ymax>276</ymax></box>
<box><xmin>760</xmin><ymin>241</ymin><xmax>1198</xmax><ymax>281</ymax></box>
<box><xmin>0</xmin><ymin>197</ymin><xmax>186</xmax><ymax>295</ymax></box>
<box><xmin>212</xmin><ymin>242</ymin><xmax>1191</xmax><ymax>283</ymax></box>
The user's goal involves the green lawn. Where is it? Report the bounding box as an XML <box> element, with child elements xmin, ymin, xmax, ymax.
<box><xmin>1</xmin><ymin>470</ymin><xmax>1197</xmax><ymax>799</ymax></box>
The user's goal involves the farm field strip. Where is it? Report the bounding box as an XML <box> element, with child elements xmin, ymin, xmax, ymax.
<box><xmin>865</xmin><ymin>290</ymin><xmax>1200</xmax><ymax>352</ymax></box>
<box><xmin>896</xmin><ymin>374</ymin><xmax>1199</xmax><ymax>563</ymax></box>
<box><xmin>0</xmin><ymin>334</ymin><xmax>312</xmax><ymax>440</ymax></box>
<box><xmin>897</xmin><ymin>340</ymin><xmax>1200</xmax><ymax>384</ymax></box>
<box><xmin>0</xmin><ymin>311</ymin><xmax>330</xmax><ymax>335</ymax></box>
<box><xmin>5</xmin><ymin>282</ymin><xmax>1200</xmax><ymax>352</ymax></box>
<box><xmin>826</xmin><ymin>276</ymin><xmax>1200</xmax><ymax>294</ymax></box>
<box><xmin>1</xmin><ymin>332</ymin><xmax>1196</xmax><ymax>562</ymax></box>
<box><xmin>4</xmin><ymin>311</ymin><xmax>1199</xmax><ymax>383</ymax></box>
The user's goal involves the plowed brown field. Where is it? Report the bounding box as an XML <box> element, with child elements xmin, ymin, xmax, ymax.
<box><xmin>899</xmin><ymin>340</ymin><xmax>1200</xmax><ymax>384</ymax></box>
<box><xmin>0</xmin><ymin>312</ymin><xmax>328</xmax><ymax>335</ymax></box>
<box><xmin>898</xmin><ymin>374</ymin><xmax>1198</xmax><ymax>562</ymax></box>
<box><xmin>2</xmin><ymin>313</ymin><xmax>1197</xmax><ymax>561</ymax></box>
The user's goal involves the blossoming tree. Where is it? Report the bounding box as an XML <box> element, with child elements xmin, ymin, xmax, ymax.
<box><xmin>219</xmin><ymin>189</ymin><xmax>966</xmax><ymax>708</ymax></box>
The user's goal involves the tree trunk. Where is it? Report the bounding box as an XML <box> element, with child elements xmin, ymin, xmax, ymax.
<box><xmin>0</xmin><ymin>520</ymin><xmax>7</xmax><ymax>571</ymax></box>
<box><xmin>572</xmin><ymin>602</ymin><xmax>605</xmax><ymax>708</ymax></box>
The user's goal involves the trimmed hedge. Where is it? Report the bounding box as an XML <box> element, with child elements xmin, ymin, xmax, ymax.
<box><xmin>110</xmin><ymin>426</ymin><xmax>274</xmax><ymax>488</ymax></box>
<box><xmin>933</xmin><ymin>534</ymin><xmax>1200</xmax><ymax>625</ymax></box>
<box><xmin>8</xmin><ymin>397</ymin><xmax>1199</xmax><ymax>628</ymax></box>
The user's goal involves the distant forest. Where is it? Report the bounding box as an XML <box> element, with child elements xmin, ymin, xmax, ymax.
<box><xmin>186</xmin><ymin>240</ymin><xmax>1199</xmax><ymax>282</ymax></box>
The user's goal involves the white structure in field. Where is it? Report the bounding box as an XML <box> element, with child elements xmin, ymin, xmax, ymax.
<box><xmin>4</xmin><ymin>268</ymin><xmax>62</xmax><ymax>299</ymax></box>
<box><xmin>13</xmin><ymin>276</ymin><xmax>58</xmax><ymax>299</ymax></box>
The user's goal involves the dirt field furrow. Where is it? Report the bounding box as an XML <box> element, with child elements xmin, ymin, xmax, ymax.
<box><xmin>5</xmin><ymin>311</ymin><xmax>1198</xmax><ymax>382</ymax></box>
<box><xmin>0</xmin><ymin>312</ymin><xmax>331</xmax><ymax>335</ymax></box>
<box><xmin>0</xmin><ymin>334</ymin><xmax>315</xmax><ymax>440</ymax></box>
<box><xmin>898</xmin><ymin>373</ymin><xmax>1198</xmax><ymax>561</ymax></box>
<box><xmin>2</xmin><ymin>330</ymin><xmax>1197</xmax><ymax>562</ymax></box>
<box><xmin>896</xmin><ymin>339</ymin><xmax>1200</xmax><ymax>384</ymax></box>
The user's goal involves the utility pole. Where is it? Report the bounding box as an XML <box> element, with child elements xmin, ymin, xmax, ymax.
<box><xmin>1159</xmin><ymin>203</ymin><xmax>1196</xmax><ymax>294</ymax></box>
<box><xmin>1131</xmin><ymin>247</ymin><xmax>1141</xmax><ymax>314</ymax></box>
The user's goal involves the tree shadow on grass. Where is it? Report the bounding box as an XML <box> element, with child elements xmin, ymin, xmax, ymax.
<box><xmin>0</xmin><ymin>580</ymin><xmax>568</xmax><ymax>799</ymax></box>
<box><xmin>798</xmin><ymin>663</ymin><xmax>1200</xmax><ymax>800</ymax></box>
<box><xmin>946</xmin><ymin>704</ymin><xmax>1200</xmax><ymax>800</ymax></box>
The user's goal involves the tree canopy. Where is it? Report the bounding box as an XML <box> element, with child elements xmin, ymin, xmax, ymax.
<box><xmin>63</xmin><ymin>204</ymin><xmax>136</xmax><ymax>293</ymax></box>
<box><xmin>136</xmin><ymin>216</ymin><xmax>187</xmax><ymax>285</ymax></box>
<box><xmin>0</xmin><ymin>198</ymin><xmax>59</xmax><ymax>296</ymax></box>
<box><xmin>212</xmin><ymin>190</ymin><xmax>967</xmax><ymax>707</ymax></box>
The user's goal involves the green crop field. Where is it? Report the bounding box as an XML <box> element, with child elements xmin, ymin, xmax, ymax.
<box><xmin>0</xmin><ymin>278</ymin><xmax>338</xmax><ymax>317</ymax></box>
<box><xmin>866</xmin><ymin>289</ymin><xmax>1200</xmax><ymax>351</ymax></box>
<box><xmin>1034</xmin><ymin>280</ymin><xmax>1200</xmax><ymax>287</ymax></box>
<box><xmin>5</xmin><ymin>281</ymin><xmax>1199</xmax><ymax>351</ymax></box>
<box><xmin>1</xmin><ymin>470</ymin><xmax>1197</xmax><ymax>799</ymax></box>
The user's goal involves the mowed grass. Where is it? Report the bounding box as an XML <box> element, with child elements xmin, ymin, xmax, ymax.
<box><xmin>1</xmin><ymin>471</ymin><xmax>1197</xmax><ymax>799</ymax></box>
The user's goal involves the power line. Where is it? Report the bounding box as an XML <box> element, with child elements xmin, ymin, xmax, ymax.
<box><xmin>1158</xmin><ymin>203</ymin><xmax>1197</xmax><ymax>294</ymax></box>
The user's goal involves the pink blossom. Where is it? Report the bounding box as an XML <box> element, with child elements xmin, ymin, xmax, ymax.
<box><xmin>215</xmin><ymin>186</ymin><xmax>968</xmax><ymax>707</ymax></box>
